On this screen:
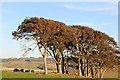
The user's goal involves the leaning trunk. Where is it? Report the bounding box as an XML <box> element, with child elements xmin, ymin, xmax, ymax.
<box><xmin>55</xmin><ymin>62</ymin><xmax>62</xmax><ymax>74</ymax></box>
<box><xmin>80</xmin><ymin>59</ymin><xmax>84</xmax><ymax>76</ymax></box>
<box><xmin>61</xmin><ymin>52</ymin><xmax>65</xmax><ymax>74</ymax></box>
<box><xmin>52</xmin><ymin>49</ymin><xmax>59</xmax><ymax>73</ymax></box>
<box><xmin>58</xmin><ymin>63</ymin><xmax>62</xmax><ymax>74</ymax></box>
<box><xmin>56</xmin><ymin>63</ymin><xmax>59</xmax><ymax>73</ymax></box>
<box><xmin>100</xmin><ymin>68</ymin><xmax>103</xmax><ymax>78</ymax></box>
<box><xmin>43</xmin><ymin>54</ymin><xmax>48</xmax><ymax>74</ymax></box>
<box><xmin>78</xmin><ymin>58</ymin><xmax>81</xmax><ymax>76</ymax></box>
<box><xmin>90</xmin><ymin>66</ymin><xmax>94</xmax><ymax>78</ymax></box>
<box><xmin>65</xmin><ymin>58</ymin><xmax>69</xmax><ymax>74</ymax></box>
<box><xmin>99</xmin><ymin>67</ymin><xmax>106</xmax><ymax>78</ymax></box>
<box><xmin>86</xmin><ymin>60</ymin><xmax>89</xmax><ymax>76</ymax></box>
<box><xmin>100</xmin><ymin>68</ymin><xmax>107</xmax><ymax>78</ymax></box>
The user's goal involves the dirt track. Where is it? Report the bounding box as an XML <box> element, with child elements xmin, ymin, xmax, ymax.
<box><xmin>1</xmin><ymin>67</ymin><xmax>14</xmax><ymax>71</ymax></box>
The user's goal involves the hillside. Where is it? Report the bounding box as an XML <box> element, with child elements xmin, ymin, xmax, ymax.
<box><xmin>1</xmin><ymin>57</ymin><xmax>119</xmax><ymax>78</ymax></box>
<box><xmin>1</xmin><ymin>57</ymin><xmax>56</xmax><ymax>70</ymax></box>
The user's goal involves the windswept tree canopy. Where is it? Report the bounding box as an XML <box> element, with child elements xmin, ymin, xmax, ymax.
<box><xmin>12</xmin><ymin>16</ymin><xmax>119</xmax><ymax>65</ymax></box>
<box><xmin>12</xmin><ymin>17</ymin><xmax>120</xmax><ymax>77</ymax></box>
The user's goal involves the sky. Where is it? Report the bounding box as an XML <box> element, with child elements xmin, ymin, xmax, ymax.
<box><xmin>0</xmin><ymin>2</ymin><xmax>119</xmax><ymax>58</ymax></box>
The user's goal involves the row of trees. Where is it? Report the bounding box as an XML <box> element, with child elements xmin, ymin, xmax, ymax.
<box><xmin>12</xmin><ymin>17</ymin><xmax>119</xmax><ymax>78</ymax></box>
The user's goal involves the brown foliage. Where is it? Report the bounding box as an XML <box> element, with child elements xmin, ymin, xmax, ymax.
<box><xmin>12</xmin><ymin>17</ymin><xmax>120</xmax><ymax>77</ymax></box>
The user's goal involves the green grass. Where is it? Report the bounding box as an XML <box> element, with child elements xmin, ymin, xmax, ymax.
<box><xmin>2</xmin><ymin>71</ymin><xmax>77</xmax><ymax>78</ymax></box>
<box><xmin>103</xmin><ymin>72</ymin><xmax>118</xmax><ymax>78</ymax></box>
<box><xmin>2</xmin><ymin>71</ymin><xmax>118</xmax><ymax>78</ymax></box>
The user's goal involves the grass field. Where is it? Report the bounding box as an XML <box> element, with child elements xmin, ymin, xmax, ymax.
<box><xmin>103</xmin><ymin>71</ymin><xmax>118</xmax><ymax>78</ymax></box>
<box><xmin>1</xmin><ymin>58</ymin><xmax>119</xmax><ymax>79</ymax></box>
<box><xmin>2</xmin><ymin>71</ymin><xmax>78</xmax><ymax>78</ymax></box>
<box><xmin>2</xmin><ymin>71</ymin><xmax>118</xmax><ymax>78</ymax></box>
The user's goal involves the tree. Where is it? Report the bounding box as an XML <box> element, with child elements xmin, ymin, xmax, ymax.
<box><xmin>12</xmin><ymin>17</ymin><xmax>49</xmax><ymax>74</ymax></box>
<box><xmin>60</xmin><ymin>25</ymin><xmax>119</xmax><ymax>77</ymax></box>
<box><xmin>86</xmin><ymin>31</ymin><xmax>119</xmax><ymax>78</ymax></box>
<box><xmin>12</xmin><ymin>17</ymin><xmax>120</xmax><ymax>78</ymax></box>
<box><xmin>12</xmin><ymin>17</ymin><xmax>66</xmax><ymax>74</ymax></box>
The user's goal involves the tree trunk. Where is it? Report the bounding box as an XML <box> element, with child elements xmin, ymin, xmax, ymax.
<box><xmin>56</xmin><ymin>63</ymin><xmax>59</xmax><ymax>73</ymax></box>
<box><xmin>78</xmin><ymin>58</ymin><xmax>81</xmax><ymax>76</ymax></box>
<box><xmin>65</xmin><ymin>62</ymin><xmax>69</xmax><ymax>74</ymax></box>
<box><xmin>47</xmin><ymin>48</ymin><xmax>62</xmax><ymax>74</ymax></box>
<box><xmin>43</xmin><ymin>54</ymin><xmax>48</xmax><ymax>74</ymax></box>
<box><xmin>52</xmin><ymin>50</ymin><xmax>59</xmax><ymax>73</ymax></box>
<box><xmin>90</xmin><ymin>66</ymin><xmax>94</xmax><ymax>78</ymax></box>
<box><xmin>100</xmin><ymin>68</ymin><xmax>103</xmax><ymax>78</ymax></box>
<box><xmin>100</xmin><ymin>68</ymin><xmax>107</xmax><ymax>78</ymax></box>
<box><xmin>86</xmin><ymin>60</ymin><xmax>89</xmax><ymax>76</ymax></box>
<box><xmin>95</xmin><ymin>67</ymin><xmax>98</xmax><ymax>78</ymax></box>
<box><xmin>99</xmin><ymin>67</ymin><xmax>106</xmax><ymax>78</ymax></box>
<box><xmin>57</xmin><ymin>49</ymin><xmax>62</xmax><ymax>74</ymax></box>
<box><xmin>65</xmin><ymin>58</ymin><xmax>69</xmax><ymax>74</ymax></box>
<box><xmin>80</xmin><ymin>59</ymin><xmax>84</xmax><ymax>76</ymax></box>
<box><xmin>58</xmin><ymin>63</ymin><xmax>62</xmax><ymax>74</ymax></box>
<box><xmin>36</xmin><ymin>38</ymin><xmax>48</xmax><ymax>74</ymax></box>
<box><xmin>61</xmin><ymin>52</ymin><xmax>65</xmax><ymax>74</ymax></box>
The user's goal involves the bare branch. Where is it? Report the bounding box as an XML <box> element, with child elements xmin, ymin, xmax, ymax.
<box><xmin>46</xmin><ymin>48</ymin><xmax>58</xmax><ymax>64</ymax></box>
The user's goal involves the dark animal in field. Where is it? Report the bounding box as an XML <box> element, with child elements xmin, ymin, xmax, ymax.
<box><xmin>43</xmin><ymin>72</ymin><xmax>45</xmax><ymax>74</ymax></box>
<box><xmin>13</xmin><ymin>68</ymin><xmax>19</xmax><ymax>72</ymax></box>
<box><xmin>37</xmin><ymin>66</ymin><xmax>43</xmax><ymax>70</ymax></box>
<box><xmin>20</xmin><ymin>69</ymin><xmax>24</xmax><ymax>72</ymax></box>
<box><xmin>25</xmin><ymin>69</ymin><xmax>30</xmax><ymax>72</ymax></box>
<box><xmin>31</xmin><ymin>70</ymin><xmax>34</xmax><ymax>72</ymax></box>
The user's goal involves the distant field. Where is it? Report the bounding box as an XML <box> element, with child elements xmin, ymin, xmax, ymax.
<box><xmin>1</xmin><ymin>58</ymin><xmax>119</xmax><ymax>79</ymax></box>
<box><xmin>2</xmin><ymin>57</ymin><xmax>56</xmax><ymax>70</ymax></box>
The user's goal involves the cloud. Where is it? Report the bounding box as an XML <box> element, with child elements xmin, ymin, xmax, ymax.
<box><xmin>63</xmin><ymin>5</ymin><xmax>116</xmax><ymax>11</ymax></box>
<box><xmin>63</xmin><ymin>2</ymin><xmax>118</xmax><ymax>12</ymax></box>
<box><xmin>66</xmin><ymin>22</ymin><xmax>95</xmax><ymax>27</ymax></box>
<box><xmin>78</xmin><ymin>22</ymin><xmax>94</xmax><ymax>26</ymax></box>
<box><xmin>70</xmin><ymin>22</ymin><xmax>112</xmax><ymax>28</ymax></box>
<box><xmin>63</xmin><ymin>3</ymin><xmax>118</xmax><ymax>16</ymax></box>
